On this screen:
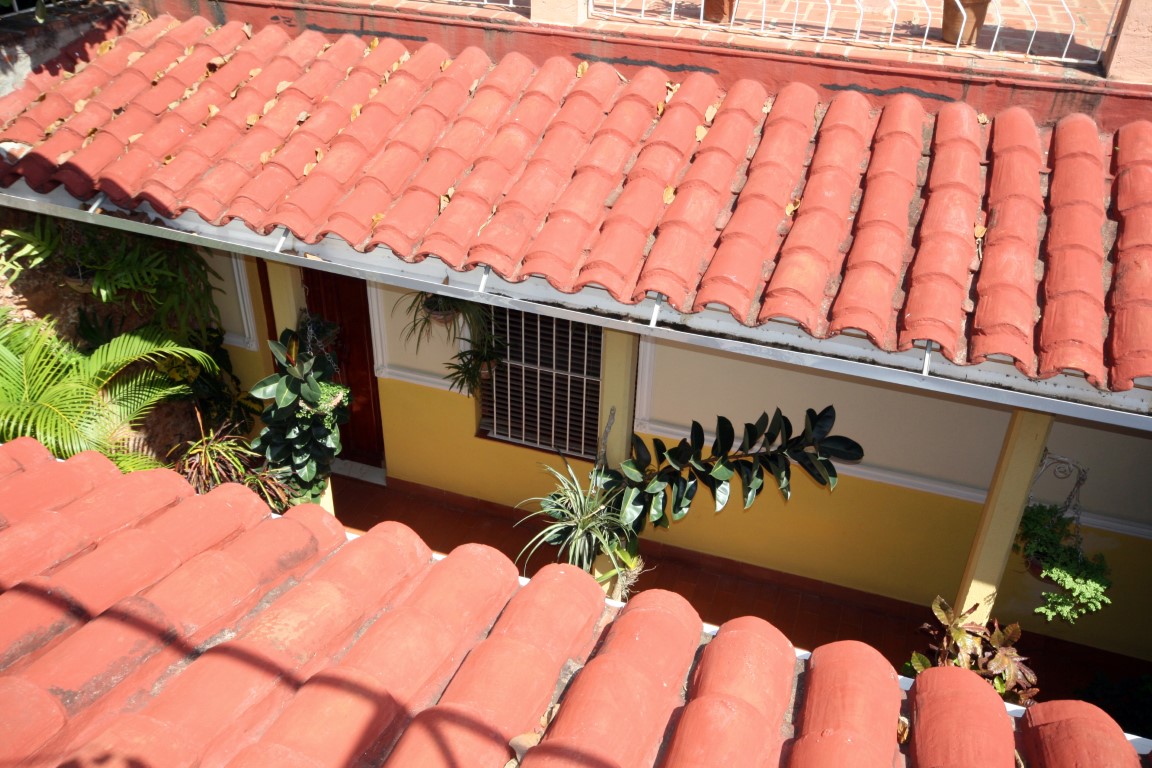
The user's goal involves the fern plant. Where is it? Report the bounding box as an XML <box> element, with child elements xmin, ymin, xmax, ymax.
<box><xmin>0</xmin><ymin>310</ymin><xmax>216</xmax><ymax>469</ymax></box>
<box><xmin>0</xmin><ymin>217</ymin><xmax>58</xmax><ymax>283</ymax></box>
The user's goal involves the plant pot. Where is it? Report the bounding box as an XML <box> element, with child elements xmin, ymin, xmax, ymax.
<box><xmin>703</xmin><ymin>0</ymin><xmax>734</xmax><ymax>23</ymax></box>
<box><xmin>1025</xmin><ymin>558</ymin><xmax>1045</xmax><ymax>580</ymax></box>
<box><xmin>427</xmin><ymin>309</ymin><xmax>456</xmax><ymax>326</ymax></box>
<box><xmin>941</xmin><ymin>0</ymin><xmax>989</xmax><ymax>45</ymax></box>
<box><xmin>592</xmin><ymin>553</ymin><xmax>620</xmax><ymax>598</ymax></box>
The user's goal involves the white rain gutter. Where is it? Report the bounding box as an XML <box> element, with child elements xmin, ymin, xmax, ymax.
<box><xmin>3</xmin><ymin>184</ymin><xmax>1150</xmax><ymax>434</ymax></box>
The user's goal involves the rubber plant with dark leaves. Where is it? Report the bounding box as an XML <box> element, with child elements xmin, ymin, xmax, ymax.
<box><xmin>527</xmin><ymin>407</ymin><xmax>861</xmax><ymax>575</ymax></box>
<box><xmin>614</xmin><ymin>406</ymin><xmax>862</xmax><ymax>564</ymax></box>
<box><xmin>249</xmin><ymin>329</ymin><xmax>349</xmax><ymax>504</ymax></box>
<box><xmin>905</xmin><ymin>595</ymin><xmax>1039</xmax><ymax>706</ymax></box>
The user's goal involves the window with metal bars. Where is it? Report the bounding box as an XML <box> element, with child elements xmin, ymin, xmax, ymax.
<box><xmin>479</xmin><ymin>308</ymin><xmax>603</xmax><ymax>459</ymax></box>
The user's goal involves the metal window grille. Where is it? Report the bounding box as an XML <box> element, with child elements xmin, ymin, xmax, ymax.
<box><xmin>480</xmin><ymin>308</ymin><xmax>603</xmax><ymax>459</ymax></box>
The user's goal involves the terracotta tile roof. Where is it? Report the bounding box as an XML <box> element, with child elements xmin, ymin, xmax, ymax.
<box><xmin>2</xmin><ymin>16</ymin><xmax>1152</xmax><ymax>398</ymax></box>
<box><xmin>0</xmin><ymin>437</ymin><xmax>1144</xmax><ymax>767</ymax></box>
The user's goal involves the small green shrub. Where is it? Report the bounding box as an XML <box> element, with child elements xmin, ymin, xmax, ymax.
<box><xmin>905</xmin><ymin>595</ymin><xmax>1039</xmax><ymax>706</ymax></box>
<box><xmin>249</xmin><ymin>327</ymin><xmax>349</xmax><ymax>504</ymax></box>
<box><xmin>1015</xmin><ymin>503</ymin><xmax>1111</xmax><ymax>623</ymax></box>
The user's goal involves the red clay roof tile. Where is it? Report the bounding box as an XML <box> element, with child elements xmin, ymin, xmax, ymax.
<box><xmin>909</xmin><ymin>664</ymin><xmax>1017</xmax><ymax>766</ymax></box>
<box><xmin>899</xmin><ymin>101</ymin><xmax>986</xmax><ymax>362</ymax></box>
<box><xmin>0</xmin><ymin>440</ymin><xmax>1142</xmax><ymax>765</ymax></box>
<box><xmin>829</xmin><ymin>93</ymin><xmax>924</xmax><ymax>349</ymax></box>
<box><xmin>695</xmin><ymin>82</ymin><xmax>816</xmax><ymax>323</ymax></box>
<box><xmin>790</xmin><ymin>640</ymin><xmax>902</xmax><ymax>768</ymax></box>
<box><xmin>662</xmin><ymin>615</ymin><xmax>795</xmax><ymax>766</ymax></box>
<box><xmin>1109</xmin><ymin>120</ymin><xmax>1152</xmax><ymax>392</ymax></box>
<box><xmin>3</xmin><ymin>14</ymin><xmax>1151</xmax><ymax>396</ymax></box>
<box><xmin>760</xmin><ymin>91</ymin><xmax>875</xmax><ymax>334</ymax></box>
<box><xmin>1022</xmin><ymin>700</ymin><xmax>1142</xmax><ymax>767</ymax></box>
<box><xmin>383</xmin><ymin>563</ymin><xmax>605</xmax><ymax>767</ymax></box>
<box><xmin>0</xmin><ymin>450</ymin><xmax>118</xmax><ymax>527</ymax></box>
<box><xmin>969</xmin><ymin>106</ymin><xmax>1045</xmax><ymax>374</ymax></box>
<box><xmin>1038</xmin><ymin>113</ymin><xmax>1110</xmax><ymax>385</ymax></box>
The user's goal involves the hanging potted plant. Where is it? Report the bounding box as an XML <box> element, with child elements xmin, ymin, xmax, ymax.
<box><xmin>396</xmin><ymin>290</ymin><xmax>494</xmax><ymax>352</ymax></box>
<box><xmin>1014</xmin><ymin>502</ymin><xmax>1111</xmax><ymax>624</ymax></box>
<box><xmin>444</xmin><ymin>335</ymin><xmax>508</xmax><ymax>397</ymax></box>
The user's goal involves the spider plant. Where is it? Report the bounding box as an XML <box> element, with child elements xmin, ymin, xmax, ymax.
<box><xmin>516</xmin><ymin>459</ymin><xmax>637</xmax><ymax>580</ymax></box>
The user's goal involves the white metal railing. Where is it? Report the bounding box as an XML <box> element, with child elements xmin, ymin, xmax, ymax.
<box><xmin>589</xmin><ymin>0</ymin><xmax>1124</xmax><ymax>65</ymax></box>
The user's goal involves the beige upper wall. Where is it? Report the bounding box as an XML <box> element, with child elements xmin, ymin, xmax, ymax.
<box><xmin>646</xmin><ymin>339</ymin><xmax>1152</xmax><ymax>527</ymax></box>
<box><xmin>375</xmin><ymin>283</ymin><xmax>463</xmax><ymax>377</ymax></box>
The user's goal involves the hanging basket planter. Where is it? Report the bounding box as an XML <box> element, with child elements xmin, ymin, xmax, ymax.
<box><xmin>1024</xmin><ymin>557</ymin><xmax>1045</xmax><ymax>581</ymax></box>
<box><xmin>941</xmin><ymin>0</ymin><xmax>990</xmax><ymax>45</ymax></box>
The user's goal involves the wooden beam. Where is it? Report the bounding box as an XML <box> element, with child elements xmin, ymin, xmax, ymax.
<box><xmin>955</xmin><ymin>409</ymin><xmax>1053</xmax><ymax>624</ymax></box>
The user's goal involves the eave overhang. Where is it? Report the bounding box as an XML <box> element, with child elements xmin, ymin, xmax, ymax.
<box><xmin>4</xmin><ymin>182</ymin><xmax>1149</xmax><ymax>434</ymax></box>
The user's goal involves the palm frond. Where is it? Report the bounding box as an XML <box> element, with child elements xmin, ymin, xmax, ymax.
<box><xmin>0</xmin><ymin>312</ymin><xmax>208</xmax><ymax>462</ymax></box>
<box><xmin>81</xmin><ymin>327</ymin><xmax>216</xmax><ymax>388</ymax></box>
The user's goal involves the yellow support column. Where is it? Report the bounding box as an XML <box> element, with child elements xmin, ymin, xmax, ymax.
<box><xmin>264</xmin><ymin>260</ymin><xmax>307</xmax><ymax>335</ymax></box>
<box><xmin>955</xmin><ymin>409</ymin><xmax>1053</xmax><ymax>623</ymax></box>
<box><xmin>599</xmin><ymin>329</ymin><xmax>639</xmax><ymax>468</ymax></box>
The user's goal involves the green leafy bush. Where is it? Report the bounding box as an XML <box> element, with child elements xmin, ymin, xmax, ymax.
<box><xmin>905</xmin><ymin>595</ymin><xmax>1039</xmax><ymax>706</ymax></box>
<box><xmin>249</xmin><ymin>327</ymin><xmax>349</xmax><ymax>504</ymax></box>
<box><xmin>1015</xmin><ymin>503</ymin><xmax>1111</xmax><ymax>623</ymax></box>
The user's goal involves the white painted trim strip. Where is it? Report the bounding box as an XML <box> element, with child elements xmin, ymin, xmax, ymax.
<box><xmin>222</xmin><ymin>252</ymin><xmax>259</xmax><ymax>351</ymax></box>
<box><xmin>367</xmin><ymin>281</ymin><xmax>391</xmax><ymax>378</ymax></box>
<box><xmin>380</xmin><ymin>364</ymin><xmax>454</xmax><ymax>391</ymax></box>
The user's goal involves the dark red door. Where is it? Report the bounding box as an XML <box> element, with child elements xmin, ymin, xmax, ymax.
<box><xmin>301</xmin><ymin>269</ymin><xmax>385</xmax><ymax>468</ymax></box>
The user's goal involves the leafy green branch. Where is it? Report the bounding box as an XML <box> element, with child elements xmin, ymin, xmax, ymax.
<box><xmin>611</xmin><ymin>406</ymin><xmax>863</xmax><ymax>538</ymax></box>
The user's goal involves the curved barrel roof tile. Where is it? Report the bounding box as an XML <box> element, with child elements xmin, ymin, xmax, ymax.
<box><xmin>3</xmin><ymin>15</ymin><xmax>1152</xmax><ymax>393</ymax></box>
<box><xmin>0</xmin><ymin>438</ymin><xmax>1143</xmax><ymax>767</ymax></box>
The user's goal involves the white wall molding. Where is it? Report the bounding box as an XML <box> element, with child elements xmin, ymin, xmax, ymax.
<box><xmin>367</xmin><ymin>281</ymin><xmax>391</xmax><ymax>378</ymax></box>
<box><xmin>1079</xmin><ymin>512</ymin><xmax>1152</xmax><ymax>540</ymax></box>
<box><xmin>379</xmin><ymin>364</ymin><xmax>453</xmax><ymax>390</ymax></box>
<box><xmin>217</xmin><ymin>252</ymin><xmax>259</xmax><ymax>350</ymax></box>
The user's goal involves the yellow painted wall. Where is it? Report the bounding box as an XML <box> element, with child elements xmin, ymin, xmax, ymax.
<box><xmin>632</xmin><ymin>430</ymin><xmax>982</xmax><ymax>606</ymax></box>
<box><xmin>378</xmin><ymin>377</ymin><xmax>595</xmax><ymax>510</ymax></box>
<box><xmin>642</xmin><ymin>338</ymin><xmax>1152</xmax><ymax>659</ymax></box>
<box><xmin>239</xmin><ymin>280</ymin><xmax>1152</xmax><ymax>661</ymax></box>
